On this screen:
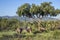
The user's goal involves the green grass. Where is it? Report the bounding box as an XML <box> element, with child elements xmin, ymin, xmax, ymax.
<box><xmin>0</xmin><ymin>30</ymin><xmax>16</xmax><ymax>37</ymax></box>
<box><xmin>0</xmin><ymin>30</ymin><xmax>60</xmax><ymax>40</ymax></box>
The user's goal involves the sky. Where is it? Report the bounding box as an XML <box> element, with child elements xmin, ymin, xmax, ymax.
<box><xmin>0</xmin><ymin>0</ymin><xmax>60</xmax><ymax>17</ymax></box>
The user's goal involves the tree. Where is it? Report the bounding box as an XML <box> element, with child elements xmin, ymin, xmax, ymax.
<box><xmin>30</xmin><ymin>4</ymin><xmax>38</xmax><ymax>18</ymax></box>
<box><xmin>40</xmin><ymin>2</ymin><xmax>53</xmax><ymax>17</ymax></box>
<box><xmin>16</xmin><ymin>3</ymin><xmax>31</xmax><ymax>18</ymax></box>
<box><xmin>16</xmin><ymin>2</ymin><xmax>60</xmax><ymax>18</ymax></box>
<box><xmin>55</xmin><ymin>9</ymin><xmax>60</xmax><ymax>16</ymax></box>
<box><xmin>30</xmin><ymin>4</ymin><xmax>42</xmax><ymax>18</ymax></box>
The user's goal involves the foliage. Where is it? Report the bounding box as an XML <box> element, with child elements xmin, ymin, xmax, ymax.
<box><xmin>16</xmin><ymin>3</ymin><xmax>31</xmax><ymax>17</ymax></box>
<box><xmin>0</xmin><ymin>18</ymin><xmax>60</xmax><ymax>40</ymax></box>
<box><xmin>0</xmin><ymin>18</ymin><xmax>60</xmax><ymax>33</ymax></box>
<box><xmin>16</xmin><ymin>2</ymin><xmax>60</xmax><ymax>18</ymax></box>
<box><xmin>0</xmin><ymin>18</ymin><xmax>20</xmax><ymax>31</ymax></box>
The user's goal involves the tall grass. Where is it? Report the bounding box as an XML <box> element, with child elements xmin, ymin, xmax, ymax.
<box><xmin>0</xmin><ymin>30</ymin><xmax>60</xmax><ymax>40</ymax></box>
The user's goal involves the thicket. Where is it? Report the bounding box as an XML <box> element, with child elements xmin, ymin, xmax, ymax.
<box><xmin>0</xmin><ymin>18</ymin><xmax>60</xmax><ymax>33</ymax></box>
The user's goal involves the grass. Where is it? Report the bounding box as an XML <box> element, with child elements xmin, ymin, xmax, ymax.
<box><xmin>0</xmin><ymin>30</ymin><xmax>16</xmax><ymax>37</ymax></box>
<box><xmin>0</xmin><ymin>30</ymin><xmax>60</xmax><ymax>40</ymax></box>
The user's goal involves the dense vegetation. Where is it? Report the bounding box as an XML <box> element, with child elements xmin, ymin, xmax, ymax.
<box><xmin>0</xmin><ymin>18</ymin><xmax>20</xmax><ymax>31</ymax></box>
<box><xmin>0</xmin><ymin>18</ymin><xmax>60</xmax><ymax>40</ymax></box>
<box><xmin>0</xmin><ymin>18</ymin><xmax>60</xmax><ymax>32</ymax></box>
<box><xmin>0</xmin><ymin>2</ymin><xmax>60</xmax><ymax>40</ymax></box>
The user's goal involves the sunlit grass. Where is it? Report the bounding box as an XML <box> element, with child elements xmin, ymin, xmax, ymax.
<box><xmin>0</xmin><ymin>30</ymin><xmax>60</xmax><ymax>40</ymax></box>
<box><xmin>0</xmin><ymin>30</ymin><xmax>16</xmax><ymax>37</ymax></box>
